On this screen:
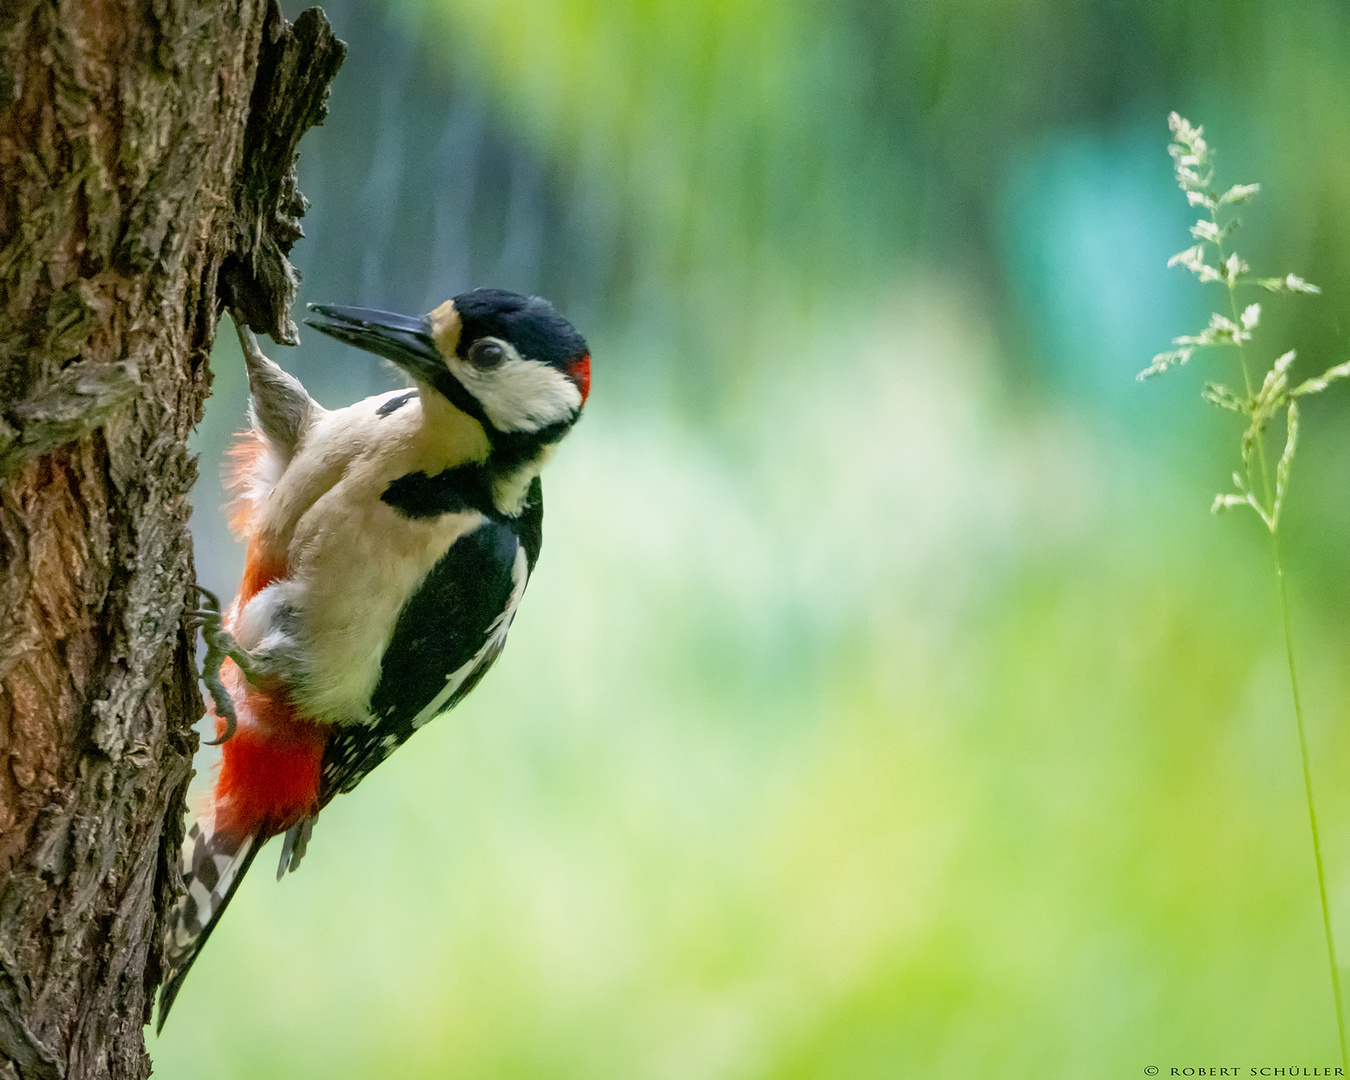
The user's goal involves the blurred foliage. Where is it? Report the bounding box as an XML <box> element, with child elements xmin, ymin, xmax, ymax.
<box><xmin>414</xmin><ymin>0</ymin><xmax>1350</xmax><ymax>390</ymax></box>
<box><xmin>161</xmin><ymin>0</ymin><xmax>1350</xmax><ymax>1075</ymax></box>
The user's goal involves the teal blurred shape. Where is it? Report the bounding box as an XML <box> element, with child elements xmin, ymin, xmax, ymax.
<box><xmin>1000</xmin><ymin>125</ymin><xmax>1207</xmax><ymax>419</ymax></box>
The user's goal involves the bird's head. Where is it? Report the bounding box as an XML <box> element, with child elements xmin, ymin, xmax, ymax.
<box><xmin>305</xmin><ymin>289</ymin><xmax>590</xmax><ymax>459</ymax></box>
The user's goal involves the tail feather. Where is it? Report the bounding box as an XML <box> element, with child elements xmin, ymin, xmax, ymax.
<box><xmin>156</xmin><ymin>820</ymin><xmax>261</xmax><ymax>1033</ymax></box>
<box><xmin>276</xmin><ymin>816</ymin><xmax>317</xmax><ymax>881</ymax></box>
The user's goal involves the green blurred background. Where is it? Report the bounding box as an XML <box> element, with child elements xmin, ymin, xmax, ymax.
<box><xmin>155</xmin><ymin>1</ymin><xmax>1350</xmax><ymax>1075</ymax></box>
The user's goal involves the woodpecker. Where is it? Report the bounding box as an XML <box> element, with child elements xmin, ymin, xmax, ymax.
<box><xmin>158</xmin><ymin>289</ymin><xmax>591</xmax><ymax>1029</ymax></box>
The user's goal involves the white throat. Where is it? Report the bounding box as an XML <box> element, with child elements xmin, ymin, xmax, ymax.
<box><xmin>491</xmin><ymin>456</ymin><xmax>545</xmax><ymax>517</ymax></box>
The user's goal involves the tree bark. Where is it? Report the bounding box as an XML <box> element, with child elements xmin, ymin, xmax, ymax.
<box><xmin>0</xmin><ymin>3</ymin><xmax>343</xmax><ymax>1077</ymax></box>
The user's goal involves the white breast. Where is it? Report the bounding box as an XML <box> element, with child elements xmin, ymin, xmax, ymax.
<box><xmin>290</xmin><ymin>495</ymin><xmax>484</xmax><ymax>726</ymax></box>
<box><xmin>250</xmin><ymin>389</ymin><xmax>493</xmax><ymax>727</ymax></box>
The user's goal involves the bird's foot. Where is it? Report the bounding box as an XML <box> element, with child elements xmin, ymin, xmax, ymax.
<box><xmin>188</xmin><ymin>585</ymin><xmax>264</xmax><ymax>745</ymax></box>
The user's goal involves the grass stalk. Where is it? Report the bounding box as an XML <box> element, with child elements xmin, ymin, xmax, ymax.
<box><xmin>1272</xmin><ymin>532</ymin><xmax>1348</xmax><ymax>1067</ymax></box>
<box><xmin>1217</xmin><ymin>173</ymin><xmax>1345</xmax><ymax>1069</ymax></box>
<box><xmin>1145</xmin><ymin>112</ymin><xmax>1350</xmax><ymax>1065</ymax></box>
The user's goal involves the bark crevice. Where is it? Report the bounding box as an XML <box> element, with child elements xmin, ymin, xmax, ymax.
<box><xmin>0</xmin><ymin>3</ymin><xmax>344</xmax><ymax>1077</ymax></box>
<box><xmin>221</xmin><ymin>3</ymin><xmax>346</xmax><ymax>344</ymax></box>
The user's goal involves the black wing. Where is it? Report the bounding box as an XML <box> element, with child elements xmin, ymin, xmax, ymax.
<box><xmin>319</xmin><ymin>483</ymin><xmax>542</xmax><ymax>801</ymax></box>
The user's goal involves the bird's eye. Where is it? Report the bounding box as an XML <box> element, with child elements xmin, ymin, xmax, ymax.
<box><xmin>467</xmin><ymin>339</ymin><xmax>506</xmax><ymax>369</ymax></box>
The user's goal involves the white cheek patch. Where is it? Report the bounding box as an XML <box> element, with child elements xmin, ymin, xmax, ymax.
<box><xmin>449</xmin><ymin>355</ymin><xmax>582</xmax><ymax>434</ymax></box>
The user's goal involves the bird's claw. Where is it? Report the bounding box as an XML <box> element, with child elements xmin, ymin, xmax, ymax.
<box><xmin>190</xmin><ymin>585</ymin><xmax>249</xmax><ymax>745</ymax></box>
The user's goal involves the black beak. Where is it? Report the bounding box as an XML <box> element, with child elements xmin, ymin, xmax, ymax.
<box><xmin>304</xmin><ymin>304</ymin><xmax>446</xmax><ymax>385</ymax></box>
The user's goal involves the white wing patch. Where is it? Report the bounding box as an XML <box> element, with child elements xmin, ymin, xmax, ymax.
<box><xmin>410</xmin><ymin>543</ymin><xmax>530</xmax><ymax>730</ymax></box>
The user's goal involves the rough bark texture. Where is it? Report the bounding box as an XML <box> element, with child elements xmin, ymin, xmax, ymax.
<box><xmin>0</xmin><ymin>3</ymin><xmax>343</xmax><ymax>1078</ymax></box>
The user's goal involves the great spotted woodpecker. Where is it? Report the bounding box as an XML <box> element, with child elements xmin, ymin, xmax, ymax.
<box><xmin>157</xmin><ymin>289</ymin><xmax>590</xmax><ymax>1029</ymax></box>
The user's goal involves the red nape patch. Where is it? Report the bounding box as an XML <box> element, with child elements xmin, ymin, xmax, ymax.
<box><xmin>568</xmin><ymin>353</ymin><xmax>591</xmax><ymax>405</ymax></box>
<box><xmin>213</xmin><ymin>686</ymin><xmax>326</xmax><ymax>843</ymax></box>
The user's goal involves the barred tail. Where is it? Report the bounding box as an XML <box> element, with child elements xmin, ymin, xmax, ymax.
<box><xmin>156</xmin><ymin>820</ymin><xmax>261</xmax><ymax>1032</ymax></box>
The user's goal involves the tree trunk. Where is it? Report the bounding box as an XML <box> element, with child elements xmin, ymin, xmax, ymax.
<box><xmin>0</xmin><ymin>3</ymin><xmax>343</xmax><ymax>1077</ymax></box>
